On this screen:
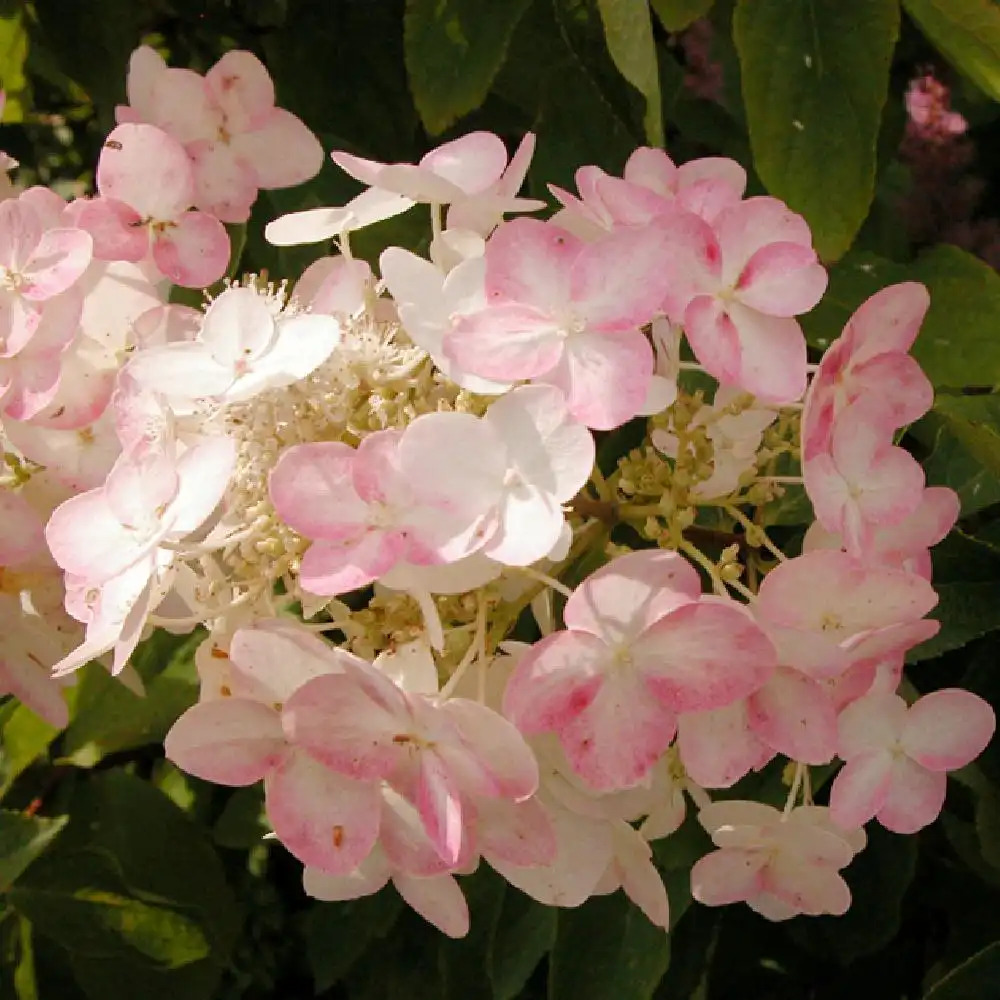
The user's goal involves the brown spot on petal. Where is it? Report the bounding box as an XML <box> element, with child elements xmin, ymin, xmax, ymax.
<box><xmin>220</xmin><ymin>685</ymin><xmax>232</xmax><ymax>697</ymax></box>
<box><xmin>332</xmin><ymin>825</ymin><xmax>345</xmax><ymax>848</ymax></box>
<box><xmin>210</xmin><ymin>646</ymin><xmax>229</xmax><ymax>659</ymax></box>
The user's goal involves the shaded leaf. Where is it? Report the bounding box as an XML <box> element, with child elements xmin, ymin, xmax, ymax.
<box><xmin>488</xmin><ymin>887</ymin><xmax>556</xmax><ymax>1000</ymax></box>
<box><xmin>549</xmin><ymin>892</ymin><xmax>669</xmax><ymax>1000</ymax></box>
<box><xmin>404</xmin><ymin>0</ymin><xmax>534</xmax><ymax>135</ymax></box>
<box><xmin>0</xmin><ymin>811</ymin><xmax>67</xmax><ymax>891</ymax></box>
<box><xmin>733</xmin><ymin>0</ymin><xmax>899</xmax><ymax>260</ymax></box>
<box><xmin>903</xmin><ymin>0</ymin><xmax>1000</xmax><ymax>104</ymax></box>
<box><xmin>924</xmin><ymin>941</ymin><xmax>1000</xmax><ymax>999</ymax></box>
<box><xmin>650</xmin><ymin>0</ymin><xmax>715</xmax><ymax>32</ymax></box>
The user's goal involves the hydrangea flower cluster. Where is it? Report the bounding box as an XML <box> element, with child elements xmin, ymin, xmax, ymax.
<box><xmin>0</xmin><ymin>47</ymin><xmax>994</xmax><ymax>939</ymax></box>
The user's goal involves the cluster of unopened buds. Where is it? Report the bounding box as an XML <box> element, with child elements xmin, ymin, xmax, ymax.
<box><xmin>0</xmin><ymin>46</ymin><xmax>994</xmax><ymax>938</ymax></box>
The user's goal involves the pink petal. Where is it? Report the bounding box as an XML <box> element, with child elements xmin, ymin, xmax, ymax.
<box><xmin>188</xmin><ymin>141</ymin><xmax>258</xmax><ymax>223</ymax></box>
<box><xmin>623</xmin><ymin>146</ymin><xmax>678</xmax><ymax>193</ymax></box>
<box><xmin>678</xmin><ymin>701</ymin><xmax>771</xmax><ymax>788</ymax></box>
<box><xmin>205</xmin><ymin>50</ymin><xmax>275</xmax><ymax>131</ymax></box>
<box><xmin>124</xmin><ymin>343</ymin><xmax>233</xmax><ymax>399</ymax></box>
<box><xmin>691</xmin><ymin>849</ymin><xmax>767</xmax><ymax>906</ymax></box>
<box><xmin>735</xmin><ymin>242</ymin><xmax>827</xmax><ymax>317</ymax></box>
<box><xmin>294</xmin><ymin>255</ymin><xmax>371</xmax><ymax>315</ymax></box>
<box><xmin>715</xmin><ymin>196</ymin><xmax>815</xmax><ymax>282</ymax></box>
<box><xmin>21</xmin><ymin>228</ymin><xmax>93</xmax><ymax>301</ymax></box>
<box><xmin>124</xmin><ymin>45</ymin><xmax>167</xmax><ymax>122</ymax></box>
<box><xmin>748</xmin><ymin>668</ymin><xmax>838</xmax><ymax>764</ymax></box>
<box><xmin>844</xmin><ymin>281</ymin><xmax>930</xmax><ymax>361</ymax></box>
<box><xmin>875</xmin><ymin>756</ymin><xmax>947</xmax><ymax>833</ymax></box>
<box><xmin>264</xmin><ymin>206</ymin><xmax>355</xmax><ymax>246</ymax></box>
<box><xmin>765</xmin><ymin>854</ymin><xmax>851</xmax><ymax>916</ymax></box>
<box><xmin>543</xmin><ymin>327</ymin><xmax>653</xmax><ymax>430</ymax></box>
<box><xmin>393</xmin><ymin>872</ymin><xmax>470</xmax><ymax>938</ymax></box>
<box><xmin>415</xmin><ymin>751</ymin><xmax>466</xmax><ymax>865</ymax></box>
<box><xmin>901</xmin><ymin>689</ymin><xmax>996</xmax><ymax>771</ymax></box>
<box><xmin>611</xmin><ymin>823</ymin><xmax>671</xmax><ymax>928</ymax></box>
<box><xmin>483</xmin><ymin>482</ymin><xmax>563</xmax><ymax>566</ymax></box>
<box><xmin>282</xmin><ymin>672</ymin><xmax>405</xmax><ymax>780</ymax></box>
<box><xmin>476</xmin><ymin>797</ymin><xmax>557</xmax><ymax>868</ymax></box>
<box><xmin>446</xmin><ymin>303</ymin><xmax>565</xmax><ymax>380</ymax></box>
<box><xmin>148</xmin><ymin>68</ymin><xmax>219</xmax><ymax>144</ymax></box>
<box><xmin>230</xmin><ymin>108</ymin><xmax>325</xmax><ymax>189</ymax></box>
<box><xmin>558</xmin><ymin>667</ymin><xmax>678</xmax><ymax>790</ymax></box>
<box><xmin>298</xmin><ymin>533</ymin><xmax>405</xmax><ymax>596</ymax></box>
<box><xmin>685</xmin><ymin>297</ymin><xmax>808</xmax><ymax>404</ymax></box>
<box><xmin>846</xmin><ymin>352</ymin><xmax>934</xmax><ymax>430</ymax></box>
<box><xmin>0</xmin><ymin>654</ymin><xmax>69</xmax><ymax>729</ymax></box>
<box><xmin>656</xmin><ymin>210</ymin><xmax>721</xmax><ymax>320</ymax></box>
<box><xmin>563</xmin><ymin>549</ymin><xmax>701</xmax><ymax>645</ymax></box>
<box><xmin>65</xmin><ymin>197</ymin><xmax>148</xmax><ymax>262</ymax></box>
<box><xmin>437</xmin><ymin>697</ymin><xmax>539</xmax><ymax>800</ymax></box>
<box><xmin>632</xmin><ymin>601</ymin><xmax>776</xmax><ymax>713</ymax></box>
<box><xmin>164</xmin><ymin>697</ymin><xmax>287</xmax><ymax>785</ymax></box>
<box><xmin>502</xmin><ymin>630</ymin><xmax>609</xmax><ymax>734</ymax></box>
<box><xmin>97</xmin><ymin>124</ymin><xmax>194</xmax><ymax>221</ymax></box>
<box><xmin>837</xmin><ymin>692</ymin><xmax>907</xmax><ymax>759</ymax></box>
<box><xmin>266</xmin><ymin>751</ymin><xmax>382</xmax><ymax>874</ymax></box>
<box><xmin>420</xmin><ymin>131</ymin><xmax>508</xmax><ymax>195</ymax></box>
<box><xmin>152</xmin><ymin>210</ymin><xmax>230</xmax><ymax>288</ymax></box>
<box><xmin>269</xmin><ymin>441</ymin><xmax>367</xmax><ymax>539</ymax></box>
<box><xmin>572</xmin><ymin>225</ymin><xmax>676</xmax><ymax>330</ymax></box>
<box><xmin>303</xmin><ymin>855</ymin><xmax>391</xmax><ymax>901</ymax></box>
<box><xmin>483</xmin><ymin>217</ymin><xmax>580</xmax><ymax>312</ymax></box>
<box><xmin>828</xmin><ymin>750</ymin><xmax>894</xmax><ymax>828</ymax></box>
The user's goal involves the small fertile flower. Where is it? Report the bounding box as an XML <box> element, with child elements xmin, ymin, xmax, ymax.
<box><xmin>90</xmin><ymin>123</ymin><xmax>230</xmax><ymax>287</ymax></box>
<box><xmin>445</xmin><ymin>218</ymin><xmax>674</xmax><ymax>428</ymax></box>
<box><xmin>830</xmin><ymin>689</ymin><xmax>995</xmax><ymax>833</ymax></box>
<box><xmin>691</xmin><ymin>802</ymin><xmax>865</xmax><ymax>920</ymax></box>
<box><xmin>504</xmin><ymin>550</ymin><xmax>776</xmax><ymax>790</ymax></box>
<box><xmin>124</xmin><ymin>284</ymin><xmax>342</xmax><ymax>411</ymax></box>
<box><xmin>659</xmin><ymin>197</ymin><xmax>827</xmax><ymax>403</ymax></box>
<box><xmin>120</xmin><ymin>46</ymin><xmax>324</xmax><ymax>223</ymax></box>
<box><xmin>802</xmin><ymin>282</ymin><xmax>933</xmax><ymax>459</ymax></box>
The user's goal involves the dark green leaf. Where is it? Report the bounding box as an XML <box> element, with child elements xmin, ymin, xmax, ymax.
<box><xmin>924</xmin><ymin>941</ymin><xmax>1000</xmax><ymax>999</ymax></box>
<box><xmin>212</xmin><ymin>785</ymin><xmax>269</xmax><ymax>849</ymax></box>
<box><xmin>549</xmin><ymin>892</ymin><xmax>669</xmax><ymax>1000</ymax></box>
<box><xmin>304</xmin><ymin>891</ymin><xmax>403</xmax><ymax>993</ymax></box>
<box><xmin>0</xmin><ymin>812</ymin><xmax>67</xmax><ymax>890</ymax></box>
<box><xmin>0</xmin><ymin>5</ymin><xmax>30</xmax><ymax>122</ymax></box>
<box><xmin>404</xmin><ymin>0</ymin><xmax>533</xmax><ymax>135</ymax></box>
<box><xmin>0</xmin><ymin>704</ymin><xmax>64</xmax><ymax>799</ymax></box>
<box><xmin>733</xmin><ymin>0</ymin><xmax>899</xmax><ymax>260</ymax></box>
<box><xmin>488</xmin><ymin>888</ymin><xmax>556</xmax><ymax>1000</ymax></box>
<box><xmin>903</xmin><ymin>0</ymin><xmax>1000</xmax><ymax>104</ymax></box>
<box><xmin>919</xmin><ymin>409</ymin><xmax>1000</xmax><ymax>516</ymax></box>
<box><xmin>439</xmin><ymin>867</ymin><xmax>506</xmax><ymax>999</ymax></box>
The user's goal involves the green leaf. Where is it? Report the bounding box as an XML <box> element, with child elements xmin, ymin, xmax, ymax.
<box><xmin>439</xmin><ymin>867</ymin><xmax>506</xmax><ymax>999</ymax></box>
<box><xmin>12</xmin><ymin>916</ymin><xmax>37</xmax><ymax>1000</ymax></box>
<box><xmin>0</xmin><ymin>704</ymin><xmax>63</xmax><ymax>799</ymax></box>
<box><xmin>549</xmin><ymin>892</ymin><xmax>669</xmax><ymax>1000</ymax></box>
<box><xmin>596</xmin><ymin>0</ymin><xmax>664</xmax><ymax>146</ymax></box>
<box><xmin>488</xmin><ymin>889</ymin><xmax>556</xmax><ymax>1000</ymax></box>
<box><xmin>933</xmin><ymin>394</ymin><xmax>1000</xmax><ymax>476</ymax></box>
<box><xmin>0</xmin><ymin>5</ymin><xmax>29</xmax><ymax>122</ymax></box>
<box><xmin>924</xmin><ymin>941</ymin><xmax>1000</xmax><ymax>999</ymax></box>
<box><xmin>918</xmin><ymin>409</ymin><xmax>1000</xmax><ymax>516</ymax></box>
<box><xmin>650</xmin><ymin>0</ymin><xmax>715</xmax><ymax>32</ymax></box>
<box><xmin>0</xmin><ymin>812</ymin><xmax>68</xmax><ymax>890</ymax></box>
<box><xmin>403</xmin><ymin>0</ymin><xmax>533</xmax><ymax>135</ymax></box>
<box><xmin>212</xmin><ymin>786</ymin><xmax>269</xmax><ymax>849</ymax></box>
<box><xmin>10</xmin><ymin>771</ymin><xmax>240</xmax><ymax>1000</ymax></box>
<box><xmin>909</xmin><ymin>246</ymin><xmax>1000</xmax><ymax>390</ymax></box>
<box><xmin>733</xmin><ymin>0</ymin><xmax>899</xmax><ymax>261</ymax></box>
<box><xmin>903</xmin><ymin>0</ymin><xmax>1000</xmax><ymax>104</ymax></box>
<box><xmin>304</xmin><ymin>892</ymin><xmax>403</xmax><ymax>993</ymax></box>
<box><xmin>59</xmin><ymin>630</ymin><xmax>200</xmax><ymax>766</ymax></box>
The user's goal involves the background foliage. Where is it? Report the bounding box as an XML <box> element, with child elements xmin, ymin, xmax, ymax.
<box><xmin>3</xmin><ymin>0</ymin><xmax>1000</xmax><ymax>997</ymax></box>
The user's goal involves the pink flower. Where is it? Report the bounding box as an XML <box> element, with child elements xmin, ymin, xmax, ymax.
<box><xmin>830</xmin><ymin>689</ymin><xmax>996</xmax><ymax>833</ymax></box>
<box><xmin>90</xmin><ymin>123</ymin><xmax>230</xmax><ymax>288</ymax></box>
<box><xmin>802</xmin><ymin>282</ymin><xmax>933</xmax><ymax>460</ymax></box>
<box><xmin>445</xmin><ymin>218</ymin><xmax>675</xmax><ymax>428</ymax></box>
<box><xmin>120</xmin><ymin>46</ymin><xmax>323</xmax><ymax>223</ymax></box>
<box><xmin>660</xmin><ymin>198</ymin><xmax>827</xmax><ymax>403</ymax></box>
<box><xmin>692</xmin><ymin>802</ymin><xmax>866</xmax><ymax>920</ymax></box>
<box><xmin>503</xmin><ymin>550</ymin><xmax>776</xmax><ymax>790</ymax></box>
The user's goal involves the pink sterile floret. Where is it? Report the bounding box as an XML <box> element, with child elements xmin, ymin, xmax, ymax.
<box><xmin>120</xmin><ymin>46</ymin><xmax>323</xmax><ymax>223</ymax></box>
<box><xmin>659</xmin><ymin>197</ymin><xmax>827</xmax><ymax>403</ymax></box>
<box><xmin>444</xmin><ymin>217</ymin><xmax>675</xmax><ymax>429</ymax></box>
<box><xmin>691</xmin><ymin>801</ymin><xmax>866</xmax><ymax>920</ymax></box>
<box><xmin>802</xmin><ymin>282</ymin><xmax>933</xmax><ymax>460</ymax></box>
<box><xmin>803</xmin><ymin>396</ymin><xmax>926</xmax><ymax>556</ymax></box>
<box><xmin>89</xmin><ymin>123</ymin><xmax>230</xmax><ymax>288</ymax></box>
<box><xmin>830</xmin><ymin>689</ymin><xmax>996</xmax><ymax>833</ymax></box>
<box><xmin>503</xmin><ymin>549</ymin><xmax>776</xmax><ymax>791</ymax></box>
